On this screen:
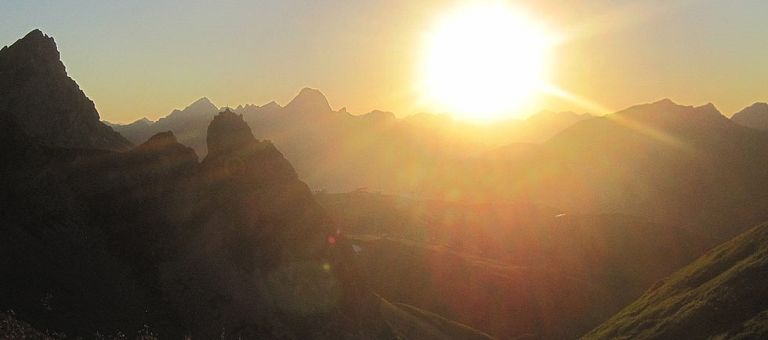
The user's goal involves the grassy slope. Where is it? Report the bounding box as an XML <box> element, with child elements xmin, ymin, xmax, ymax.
<box><xmin>585</xmin><ymin>222</ymin><xmax>768</xmax><ymax>339</ymax></box>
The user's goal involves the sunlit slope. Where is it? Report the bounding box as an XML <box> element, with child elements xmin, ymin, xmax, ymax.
<box><xmin>585</xmin><ymin>221</ymin><xmax>768</xmax><ymax>339</ymax></box>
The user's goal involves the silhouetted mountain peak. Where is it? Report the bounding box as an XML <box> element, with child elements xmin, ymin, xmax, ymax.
<box><xmin>285</xmin><ymin>87</ymin><xmax>332</xmax><ymax>113</ymax></box>
<box><xmin>0</xmin><ymin>30</ymin><xmax>131</xmax><ymax>150</ymax></box>
<box><xmin>185</xmin><ymin>97</ymin><xmax>218</xmax><ymax>114</ymax></box>
<box><xmin>1</xmin><ymin>29</ymin><xmax>63</xmax><ymax>78</ymax></box>
<box><xmin>8</xmin><ymin>29</ymin><xmax>60</xmax><ymax>63</ymax></box>
<box><xmin>618</xmin><ymin>98</ymin><xmax>728</xmax><ymax>128</ymax></box>
<box><xmin>206</xmin><ymin>109</ymin><xmax>256</xmax><ymax>157</ymax></box>
<box><xmin>732</xmin><ymin>102</ymin><xmax>768</xmax><ymax>130</ymax></box>
<box><xmin>156</xmin><ymin>97</ymin><xmax>219</xmax><ymax>127</ymax></box>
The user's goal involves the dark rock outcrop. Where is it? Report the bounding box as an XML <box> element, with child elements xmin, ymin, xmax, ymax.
<box><xmin>0</xmin><ymin>30</ymin><xmax>131</xmax><ymax>150</ymax></box>
<box><xmin>0</xmin><ymin>111</ymin><xmax>351</xmax><ymax>338</ymax></box>
<box><xmin>205</xmin><ymin>109</ymin><xmax>257</xmax><ymax>158</ymax></box>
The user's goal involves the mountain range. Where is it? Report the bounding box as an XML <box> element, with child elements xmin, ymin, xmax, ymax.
<box><xmin>5</xmin><ymin>28</ymin><xmax>768</xmax><ymax>339</ymax></box>
<box><xmin>0</xmin><ymin>29</ymin><xmax>492</xmax><ymax>339</ymax></box>
<box><xmin>108</xmin><ymin>89</ymin><xmax>595</xmax><ymax>193</ymax></box>
<box><xmin>732</xmin><ymin>102</ymin><xmax>768</xmax><ymax>130</ymax></box>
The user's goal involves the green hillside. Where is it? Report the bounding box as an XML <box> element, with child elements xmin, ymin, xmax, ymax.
<box><xmin>585</xmin><ymin>222</ymin><xmax>768</xmax><ymax>339</ymax></box>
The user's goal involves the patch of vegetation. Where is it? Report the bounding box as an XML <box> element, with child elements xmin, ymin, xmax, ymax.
<box><xmin>585</xmin><ymin>222</ymin><xmax>768</xmax><ymax>339</ymax></box>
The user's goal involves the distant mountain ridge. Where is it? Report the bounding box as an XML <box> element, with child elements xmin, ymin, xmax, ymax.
<box><xmin>0</xmin><ymin>30</ymin><xmax>130</xmax><ymax>150</ymax></box>
<box><xmin>110</xmin><ymin>89</ymin><xmax>593</xmax><ymax>192</ymax></box>
<box><xmin>415</xmin><ymin>98</ymin><xmax>768</xmax><ymax>248</ymax></box>
<box><xmin>732</xmin><ymin>102</ymin><xmax>768</xmax><ymax>130</ymax></box>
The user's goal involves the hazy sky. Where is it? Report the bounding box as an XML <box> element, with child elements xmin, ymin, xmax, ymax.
<box><xmin>1</xmin><ymin>0</ymin><xmax>767</xmax><ymax>123</ymax></box>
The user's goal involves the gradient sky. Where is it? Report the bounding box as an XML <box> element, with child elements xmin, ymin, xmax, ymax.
<box><xmin>1</xmin><ymin>0</ymin><xmax>767</xmax><ymax>123</ymax></box>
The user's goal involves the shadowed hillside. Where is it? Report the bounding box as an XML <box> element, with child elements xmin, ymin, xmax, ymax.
<box><xmin>317</xmin><ymin>191</ymin><xmax>708</xmax><ymax>339</ymax></box>
<box><xmin>0</xmin><ymin>31</ymin><xmax>496</xmax><ymax>336</ymax></box>
<box><xmin>2</xmin><ymin>108</ymin><xmax>359</xmax><ymax>337</ymax></box>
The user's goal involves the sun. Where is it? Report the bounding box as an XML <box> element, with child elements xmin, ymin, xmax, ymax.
<box><xmin>420</xmin><ymin>2</ymin><xmax>556</xmax><ymax>121</ymax></box>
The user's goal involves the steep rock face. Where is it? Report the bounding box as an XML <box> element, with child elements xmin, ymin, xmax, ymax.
<box><xmin>0</xmin><ymin>130</ymin><xmax>197</xmax><ymax>337</ymax></box>
<box><xmin>732</xmin><ymin>102</ymin><xmax>768</xmax><ymax>130</ymax></box>
<box><xmin>0</xmin><ymin>30</ymin><xmax>130</xmax><ymax>150</ymax></box>
<box><xmin>0</xmin><ymin>113</ymin><xmax>350</xmax><ymax>338</ymax></box>
<box><xmin>158</xmin><ymin>109</ymin><xmax>347</xmax><ymax>338</ymax></box>
<box><xmin>205</xmin><ymin>109</ymin><xmax>257</xmax><ymax>157</ymax></box>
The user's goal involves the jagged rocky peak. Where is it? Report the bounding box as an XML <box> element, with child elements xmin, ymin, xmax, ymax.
<box><xmin>285</xmin><ymin>87</ymin><xmax>332</xmax><ymax>113</ymax></box>
<box><xmin>0</xmin><ymin>29</ymin><xmax>61</xmax><ymax>71</ymax></box>
<box><xmin>0</xmin><ymin>29</ymin><xmax>131</xmax><ymax>150</ymax></box>
<box><xmin>206</xmin><ymin>108</ymin><xmax>256</xmax><ymax>157</ymax></box>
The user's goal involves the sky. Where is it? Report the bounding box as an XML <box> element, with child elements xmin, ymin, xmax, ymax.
<box><xmin>1</xmin><ymin>0</ymin><xmax>767</xmax><ymax>123</ymax></box>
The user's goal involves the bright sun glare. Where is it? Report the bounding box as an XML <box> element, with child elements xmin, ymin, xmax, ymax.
<box><xmin>421</xmin><ymin>2</ymin><xmax>556</xmax><ymax>121</ymax></box>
